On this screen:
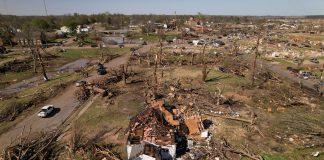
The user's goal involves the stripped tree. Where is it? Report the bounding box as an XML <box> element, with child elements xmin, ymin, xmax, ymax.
<box><xmin>251</xmin><ymin>32</ymin><xmax>261</xmax><ymax>86</ymax></box>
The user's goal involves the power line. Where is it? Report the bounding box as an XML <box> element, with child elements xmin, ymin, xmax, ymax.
<box><xmin>43</xmin><ymin>0</ymin><xmax>48</xmax><ymax>16</ymax></box>
<box><xmin>3</xmin><ymin>0</ymin><xmax>8</xmax><ymax>15</ymax></box>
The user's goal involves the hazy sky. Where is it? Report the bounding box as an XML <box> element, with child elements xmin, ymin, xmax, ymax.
<box><xmin>1</xmin><ymin>0</ymin><xmax>324</xmax><ymax>16</ymax></box>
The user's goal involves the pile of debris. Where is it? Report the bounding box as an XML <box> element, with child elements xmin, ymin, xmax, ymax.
<box><xmin>3</xmin><ymin>129</ymin><xmax>61</xmax><ymax>160</ymax></box>
<box><xmin>126</xmin><ymin>99</ymin><xmax>212</xmax><ymax>160</ymax></box>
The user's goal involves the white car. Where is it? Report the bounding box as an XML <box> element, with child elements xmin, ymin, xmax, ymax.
<box><xmin>38</xmin><ymin>105</ymin><xmax>55</xmax><ymax>118</ymax></box>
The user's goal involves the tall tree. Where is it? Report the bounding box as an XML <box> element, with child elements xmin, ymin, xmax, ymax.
<box><xmin>251</xmin><ymin>32</ymin><xmax>261</xmax><ymax>86</ymax></box>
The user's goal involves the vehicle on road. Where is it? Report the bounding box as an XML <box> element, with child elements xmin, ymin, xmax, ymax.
<box><xmin>38</xmin><ymin>105</ymin><xmax>55</xmax><ymax>118</ymax></box>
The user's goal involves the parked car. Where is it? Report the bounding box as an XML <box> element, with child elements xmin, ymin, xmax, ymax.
<box><xmin>118</xmin><ymin>44</ymin><xmax>125</xmax><ymax>48</ymax></box>
<box><xmin>75</xmin><ymin>80</ymin><xmax>87</xmax><ymax>87</ymax></box>
<box><xmin>38</xmin><ymin>105</ymin><xmax>55</xmax><ymax>118</ymax></box>
<box><xmin>142</xmin><ymin>41</ymin><xmax>147</xmax><ymax>45</ymax></box>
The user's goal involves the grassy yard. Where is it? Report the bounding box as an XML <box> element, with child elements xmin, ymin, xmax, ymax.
<box><xmin>287</xmin><ymin>33</ymin><xmax>324</xmax><ymax>42</ymax></box>
<box><xmin>167</xmin><ymin>66</ymin><xmax>250</xmax><ymax>92</ymax></box>
<box><xmin>0</xmin><ymin>72</ymin><xmax>80</xmax><ymax>134</ymax></box>
<box><xmin>0</xmin><ymin>70</ymin><xmax>34</xmax><ymax>89</ymax></box>
<box><xmin>0</xmin><ymin>47</ymin><xmax>129</xmax><ymax>88</ymax></box>
<box><xmin>263</xmin><ymin>147</ymin><xmax>324</xmax><ymax>160</ymax></box>
<box><xmin>76</xmin><ymin>82</ymin><xmax>145</xmax><ymax>159</ymax></box>
<box><xmin>272</xmin><ymin>58</ymin><xmax>295</xmax><ymax>66</ymax></box>
<box><xmin>54</xmin><ymin>47</ymin><xmax>129</xmax><ymax>63</ymax></box>
<box><xmin>126</xmin><ymin>31</ymin><xmax>181</xmax><ymax>42</ymax></box>
<box><xmin>0</xmin><ymin>72</ymin><xmax>80</xmax><ymax>112</ymax></box>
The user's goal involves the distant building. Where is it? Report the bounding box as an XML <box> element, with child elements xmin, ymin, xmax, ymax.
<box><xmin>60</xmin><ymin>26</ymin><xmax>71</xmax><ymax>33</ymax></box>
<box><xmin>76</xmin><ymin>25</ymin><xmax>91</xmax><ymax>34</ymax></box>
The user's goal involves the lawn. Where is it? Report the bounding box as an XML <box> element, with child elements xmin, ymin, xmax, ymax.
<box><xmin>0</xmin><ymin>47</ymin><xmax>129</xmax><ymax>88</ymax></box>
<box><xmin>77</xmin><ymin>83</ymin><xmax>145</xmax><ymax>159</ymax></box>
<box><xmin>272</xmin><ymin>58</ymin><xmax>294</xmax><ymax>66</ymax></box>
<box><xmin>167</xmin><ymin>66</ymin><xmax>250</xmax><ymax>92</ymax></box>
<box><xmin>263</xmin><ymin>147</ymin><xmax>324</xmax><ymax>160</ymax></box>
<box><xmin>0</xmin><ymin>70</ymin><xmax>34</xmax><ymax>89</ymax></box>
<box><xmin>54</xmin><ymin>47</ymin><xmax>130</xmax><ymax>63</ymax></box>
<box><xmin>0</xmin><ymin>72</ymin><xmax>80</xmax><ymax>134</ymax></box>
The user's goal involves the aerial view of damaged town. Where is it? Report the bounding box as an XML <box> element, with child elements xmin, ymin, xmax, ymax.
<box><xmin>0</xmin><ymin>0</ymin><xmax>323</xmax><ymax>160</ymax></box>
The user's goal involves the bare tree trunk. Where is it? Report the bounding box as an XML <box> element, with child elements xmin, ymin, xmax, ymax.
<box><xmin>32</xmin><ymin>55</ymin><xmax>37</xmax><ymax>73</ymax></box>
<box><xmin>100</xmin><ymin>44</ymin><xmax>104</xmax><ymax>60</ymax></box>
<box><xmin>36</xmin><ymin>46</ymin><xmax>49</xmax><ymax>81</ymax></box>
<box><xmin>201</xmin><ymin>44</ymin><xmax>207</xmax><ymax>65</ymax></box>
<box><xmin>154</xmin><ymin>52</ymin><xmax>158</xmax><ymax>84</ymax></box>
<box><xmin>251</xmin><ymin>34</ymin><xmax>261</xmax><ymax>86</ymax></box>
<box><xmin>202</xmin><ymin>64</ymin><xmax>210</xmax><ymax>82</ymax></box>
<box><xmin>121</xmin><ymin>65</ymin><xmax>127</xmax><ymax>84</ymax></box>
<box><xmin>191</xmin><ymin>52</ymin><xmax>195</xmax><ymax>65</ymax></box>
<box><xmin>27</xmin><ymin>40</ymin><xmax>37</xmax><ymax>73</ymax></box>
<box><xmin>159</xmin><ymin>41</ymin><xmax>163</xmax><ymax>65</ymax></box>
<box><xmin>202</xmin><ymin>43</ymin><xmax>210</xmax><ymax>82</ymax></box>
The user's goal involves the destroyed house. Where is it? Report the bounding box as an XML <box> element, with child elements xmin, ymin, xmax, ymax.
<box><xmin>127</xmin><ymin>107</ymin><xmax>176</xmax><ymax>160</ymax></box>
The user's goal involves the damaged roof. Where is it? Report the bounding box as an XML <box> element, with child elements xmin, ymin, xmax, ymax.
<box><xmin>127</xmin><ymin>107</ymin><xmax>176</xmax><ymax>146</ymax></box>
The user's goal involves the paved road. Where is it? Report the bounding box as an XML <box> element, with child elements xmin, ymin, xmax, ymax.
<box><xmin>242</xmin><ymin>55</ymin><xmax>323</xmax><ymax>94</ymax></box>
<box><xmin>0</xmin><ymin>49</ymin><xmax>139</xmax><ymax>151</ymax></box>
<box><xmin>0</xmin><ymin>59</ymin><xmax>90</xmax><ymax>95</ymax></box>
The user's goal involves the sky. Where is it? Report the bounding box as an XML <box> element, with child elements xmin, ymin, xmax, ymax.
<box><xmin>0</xmin><ymin>0</ymin><xmax>324</xmax><ymax>16</ymax></box>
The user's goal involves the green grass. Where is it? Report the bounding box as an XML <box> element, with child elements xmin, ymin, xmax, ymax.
<box><xmin>167</xmin><ymin>66</ymin><xmax>250</xmax><ymax>93</ymax></box>
<box><xmin>287</xmin><ymin>33</ymin><xmax>324</xmax><ymax>42</ymax></box>
<box><xmin>55</xmin><ymin>48</ymin><xmax>129</xmax><ymax>61</ymax></box>
<box><xmin>126</xmin><ymin>32</ymin><xmax>158</xmax><ymax>41</ymax></box>
<box><xmin>272</xmin><ymin>58</ymin><xmax>294</xmax><ymax>66</ymax></box>
<box><xmin>0</xmin><ymin>72</ymin><xmax>80</xmax><ymax>134</ymax></box>
<box><xmin>263</xmin><ymin>147</ymin><xmax>324</xmax><ymax>160</ymax></box>
<box><xmin>78</xmin><ymin>93</ymin><xmax>143</xmax><ymax>132</ymax></box>
<box><xmin>0</xmin><ymin>47</ymin><xmax>129</xmax><ymax>88</ymax></box>
<box><xmin>0</xmin><ymin>72</ymin><xmax>80</xmax><ymax>113</ymax></box>
<box><xmin>207</xmin><ymin>69</ymin><xmax>250</xmax><ymax>85</ymax></box>
<box><xmin>0</xmin><ymin>51</ymin><xmax>25</xmax><ymax>65</ymax></box>
<box><xmin>317</xmin><ymin>56</ymin><xmax>324</xmax><ymax>60</ymax></box>
<box><xmin>77</xmin><ymin>83</ymin><xmax>145</xmax><ymax>159</ymax></box>
<box><xmin>0</xmin><ymin>70</ymin><xmax>34</xmax><ymax>89</ymax></box>
<box><xmin>165</xmin><ymin>32</ymin><xmax>181</xmax><ymax>41</ymax></box>
<box><xmin>126</xmin><ymin>31</ymin><xmax>181</xmax><ymax>42</ymax></box>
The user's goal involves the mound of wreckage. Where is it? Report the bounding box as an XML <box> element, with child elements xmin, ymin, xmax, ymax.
<box><xmin>126</xmin><ymin>99</ymin><xmax>211</xmax><ymax>160</ymax></box>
